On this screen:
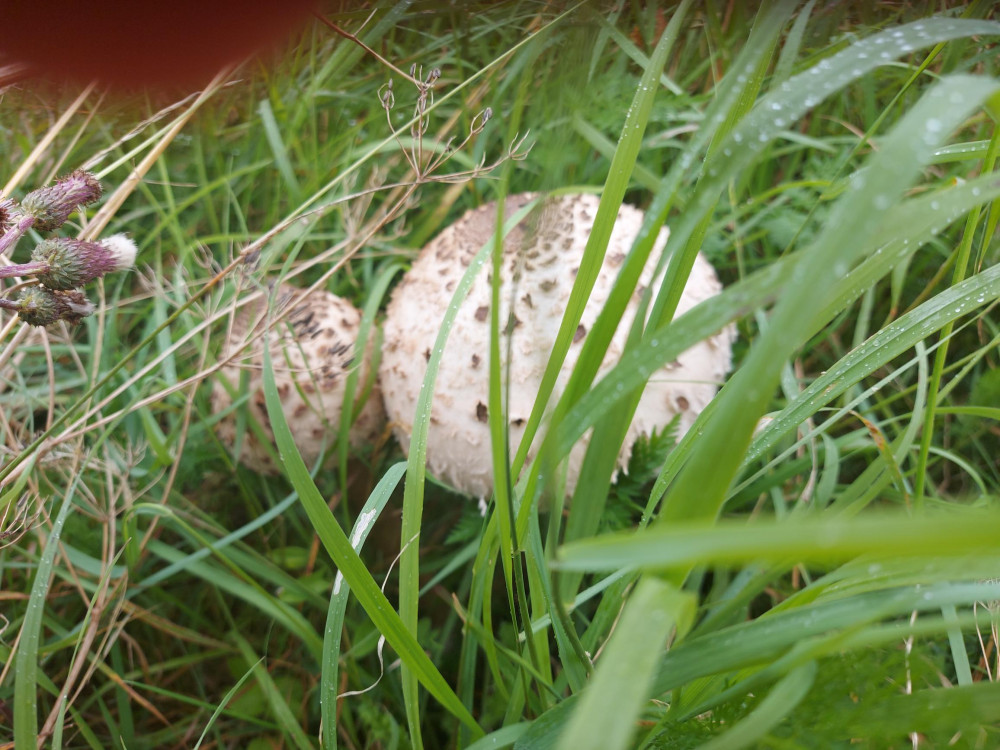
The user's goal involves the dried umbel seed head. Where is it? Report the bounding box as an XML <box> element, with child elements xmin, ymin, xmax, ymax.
<box><xmin>31</xmin><ymin>234</ymin><xmax>137</xmax><ymax>290</ymax></box>
<box><xmin>3</xmin><ymin>286</ymin><xmax>96</xmax><ymax>327</ymax></box>
<box><xmin>211</xmin><ymin>283</ymin><xmax>386</xmax><ymax>474</ymax></box>
<box><xmin>0</xmin><ymin>198</ymin><xmax>15</xmax><ymax>234</ymax></box>
<box><xmin>19</xmin><ymin>170</ymin><xmax>102</xmax><ymax>232</ymax></box>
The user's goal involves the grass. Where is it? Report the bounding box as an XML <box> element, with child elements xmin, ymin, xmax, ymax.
<box><xmin>1</xmin><ymin>2</ymin><xmax>1000</xmax><ymax>748</ymax></box>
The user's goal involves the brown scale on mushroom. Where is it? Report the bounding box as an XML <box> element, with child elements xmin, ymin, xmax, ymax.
<box><xmin>379</xmin><ymin>193</ymin><xmax>736</xmax><ymax>500</ymax></box>
<box><xmin>211</xmin><ymin>283</ymin><xmax>385</xmax><ymax>473</ymax></box>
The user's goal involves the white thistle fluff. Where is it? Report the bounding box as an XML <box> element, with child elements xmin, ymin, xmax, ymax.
<box><xmin>100</xmin><ymin>233</ymin><xmax>138</xmax><ymax>270</ymax></box>
<box><xmin>66</xmin><ymin>293</ymin><xmax>97</xmax><ymax>317</ymax></box>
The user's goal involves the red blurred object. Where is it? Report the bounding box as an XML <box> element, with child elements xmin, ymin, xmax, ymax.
<box><xmin>0</xmin><ymin>1</ymin><xmax>318</xmax><ymax>89</ymax></box>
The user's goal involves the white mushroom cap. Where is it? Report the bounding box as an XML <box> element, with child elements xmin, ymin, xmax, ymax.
<box><xmin>211</xmin><ymin>283</ymin><xmax>385</xmax><ymax>474</ymax></box>
<box><xmin>379</xmin><ymin>193</ymin><xmax>735</xmax><ymax>500</ymax></box>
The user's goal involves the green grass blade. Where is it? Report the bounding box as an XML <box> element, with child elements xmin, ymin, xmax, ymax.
<box><xmin>749</xmin><ymin>258</ymin><xmax>1000</xmax><ymax>464</ymax></box>
<box><xmin>651</xmin><ymin>580</ymin><xmax>1000</xmax><ymax>696</ymax></box>
<box><xmin>557</xmin><ymin>510</ymin><xmax>1000</xmax><ymax>572</ymax></box>
<box><xmin>321</xmin><ymin>461</ymin><xmax>406</xmax><ymax>750</ymax></box>
<box><xmin>466</xmin><ymin>722</ymin><xmax>532</xmax><ymax>750</ymax></box>
<box><xmin>232</xmin><ymin>632</ymin><xmax>313</xmax><ymax>750</ymax></box>
<box><xmin>193</xmin><ymin>657</ymin><xmax>261</xmax><ymax>750</ymax></box>
<box><xmin>555</xmin><ymin>183</ymin><xmax>1000</xmax><ymax>473</ymax></box>
<box><xmin>13</xmin><ymin>485</ymin><xmax>78</xmax><ymax>750</ymax></box>
<box><xmin>658</xmin><ymin>76</ymin><xmax>1000</xmax><ymax>536</ymax></box>
<box><xmin>843</xmin><ymin>680</ymin><xmax>1000</xmax><ymax>737</ymax></box>
<box><xmin>697</xmin><ymin>662</ymin><xmax>816</xmax><ymax>750</ymax></box>
<box><xmin>509</xmin><ymin>1</ymin><xmax>691</xmax><ymax>486</ymax></box>
<box><xmin>914</xmin><ymin>121</ymin><xmax>1000</xmax><ymax>505</ymax></box>
<box><xmin>258</xmin><ymin>98</ymin><xmax>302</xmax><ymax>199</ymax></box>
<box><xmin>261</xmin><ymin>323</ymin><xmax>483</xmax><ymax>739</ymax></box>
<box><xmin>555</xmin><ymin>579</ymin><xmax>694</xmax><ymax>750</ymax></box>
<box><xmin>144</xmin><ymin>537</ymin><xmax>324</xmax><ymax>658</ymax></box>
<box><xmin>337</xmin><ymin>262</ymin><xmax>403</xmax><ymax>489</ymax></box>
<box><xmin>396</xmin><ymin>199</ymin><xmax>540</xmax><ymax>744</ymax></box>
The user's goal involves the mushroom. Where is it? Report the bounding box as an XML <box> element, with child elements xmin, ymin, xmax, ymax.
<box><xmin>379</xmin><ymin>193</ymin><xmax>735</xmax><ymax>500</ymax></box>
<box><xmin>211</xmin><ymin>283</ymin><xmax>384</xmax><ymax>473</ymax></box>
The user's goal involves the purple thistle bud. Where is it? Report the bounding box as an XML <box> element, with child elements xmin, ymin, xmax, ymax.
<box><xmin>30</xmin><ymin>234</ymin><xmax>136</xmax><ymax>290</ymax></box>
<box><xmin>20</xmin><ymin>170</ymin><xmax>102</xmax><ymax>232</ymax></box>
<box><xmin>2</xmin><ymin>286</ymin><xmax>95</xmax><ymax>327</ymax></box>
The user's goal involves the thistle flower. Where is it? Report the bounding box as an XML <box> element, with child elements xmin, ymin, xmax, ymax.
<box><xmin>30</xmin><ymin>234</ymin><xmax>137</xmax><ymax>290</ymax></box>
<box><xmin>19</xmin><ymin>170</ymin><xmax>102</xmax><ymax>232</ymax></box>
<box><xmin>0</xmin><ymin>286</ymin><xmax>95</xmax><ymax>327</ymax></box>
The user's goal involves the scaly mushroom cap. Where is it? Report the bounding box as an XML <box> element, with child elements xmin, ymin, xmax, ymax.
<box><xmin>379</xmin><ymin>193</ymin><xmax>735</xmax><ymax>500</ymax></box>
<box><xmin>211</xmin><ymin>283</ymin><xmax>385</xmax><ymax>474</ymax></box>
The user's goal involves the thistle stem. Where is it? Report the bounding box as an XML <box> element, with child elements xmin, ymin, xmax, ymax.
<box><xmin>0</xmin><ymin>261</ymin><xmax>48</xmax><ymax>279</ymax></box>
<box><xmin>0</xmin><ymin>214</ymin><xmax>36</xmax><ymax>256</ymax></box>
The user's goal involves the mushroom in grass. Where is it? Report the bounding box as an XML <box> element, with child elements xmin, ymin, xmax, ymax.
<box><xmin>379</xmin><ymin>193</ymin><xmax>735</xmax><ymax>500</ymax></box>
<box><xmin>211</xmin><ymin>283</ymin><xmax>384</xmax><ymax>473</ymax></box>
